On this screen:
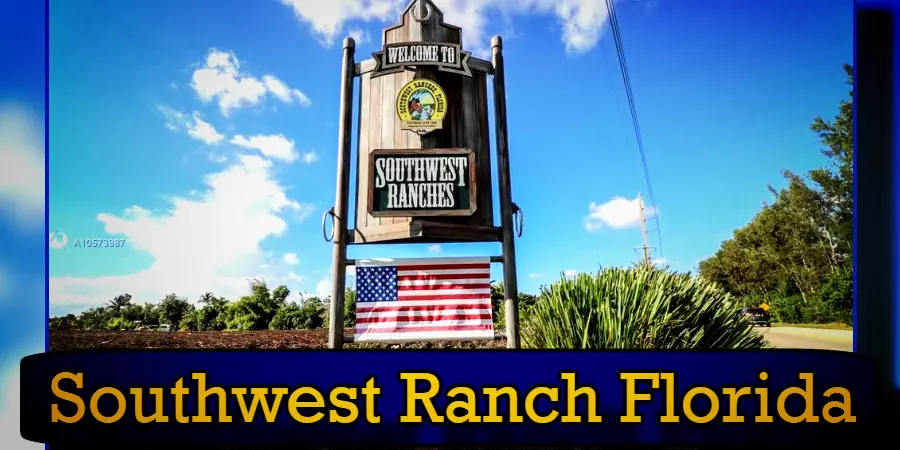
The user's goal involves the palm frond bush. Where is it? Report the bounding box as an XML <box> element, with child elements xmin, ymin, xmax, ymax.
<box><xmin>522</xmin><ymin>266</ymin><xmax>765</xmax><ymax>349</ymax></box>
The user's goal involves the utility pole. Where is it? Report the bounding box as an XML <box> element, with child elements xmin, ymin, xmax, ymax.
<box><xmin>637</xmin><ymin>192</ymin><xmax>652</xmax><ymax>267</ymax></box>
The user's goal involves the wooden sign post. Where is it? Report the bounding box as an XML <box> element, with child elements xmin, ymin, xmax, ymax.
<box><xmin>325</xmin><ymin>0</ymin><xmax>521</xmax><ymax>349</ymax></box>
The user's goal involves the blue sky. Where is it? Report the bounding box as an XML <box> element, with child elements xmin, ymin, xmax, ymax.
<box><xmin>0</xmin><ymin>0</ymin><xmax>46</xmax><ymax>447</ymax></box>
<box><xmin>46</xmin><ymin>0</ymin><xmax>852</xmax><ymax>316</ymax></box>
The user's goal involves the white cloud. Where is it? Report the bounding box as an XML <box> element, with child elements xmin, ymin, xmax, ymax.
<box><xmin>348</xmin><ymin>28</ymin><xmax>369</xmax><ymax>44</ymax></box>
<box><xmin>314</xmin><ymin>266</ymin><xmax>357</xmax><ymax>299</ymax></box>
<box><xmin>563</xmin><ymin>269</ymin><xmax>578</xmax><ymax>277</ymax></box>
<box><xmin>652</xmin><ymin>257</ymin><xmax>667</xmax><ymax>266</ymax></box>
<box><xmin>287</xmin><ymin>271</ymin><xmax>303</xmax><ymax>282</ymax></box>
<box><xmin>315</xmin><ymin>278</ymin><xmax>332</xmax><ymax>298</ymax></box>
<box><xmin>186</xmin><ymin>112</ymin><xmax>224</xmax><ymax>144</ymax></box>
<box><xmin>159</xmin><ymin>106</ymin><xmax>224</xmax><ymax>145</ymax></box>
<box><xmin>280</xmin><ymin>0</ymin><xmax>618</xmax><ymax>55</ymax></box>
<box><xmin>427</xmin><ymin>244</ymin><xmax>441</xmax><ymax>253</ymax></box>
<box><xmin>528</xmin><ymin>273</ymin><xmax>543</xmax><ymax>279</ymax></box>
<box><xmin>230</xmin><ymin>134</ymin><xmax>298</xmax><ymax>163</ymax></box>
<box><xmin>262</xmin><ymin>75</ymin><xmax>293</xmax><ymax>102</ymax></box>
<box><xmin>584</xmin><ymin>195</ymin><xmax>656</xmax><ymax>231</ymax></box>
<box><xmin>292</xmin><ymin>89</ymin><xmax>312</xmax><ymax>107</ymax></box>
<box><xmin>207</xmin><ymin>152</ymin><xmax>228</xmax><ymax>164</ymax></box>
<box><xmin>0</xmin><ymin>104</ymin><xmax>44</xmax><ymax>228</ymax></box>
<box><xmin>50</xmin><ymin>154</ymin><xmax>305</xmax><ymax>312</ymax></box>
<box><xmin>294</xmin><ymin>203</ymin><xmax>316</xmax><ymax>222</ymax></box>
<box><xmin>191</xmin><ymin>49</ymin><xmax>312</xmax><ymax>116</ymax></box>
<box><xmin>281</xmin><ymin>0</ymin><xmax>396</xmax><ymax>46</ymax></box>
<box><xmin>301</xmin><ymin>151</ymin><xmax>319</xmax><ymax>164</ymax></box>
<box><xmin>284</xmin><ymin>253</ymin><xmax>300</xmax><ymax>265</ymax></box>
<box><xmin>262</xmin><ymin>75</ymin><xmax>313</xmax><ymax>107</ymax></box>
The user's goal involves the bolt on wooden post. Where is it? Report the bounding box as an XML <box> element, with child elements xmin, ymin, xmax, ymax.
<box><xmin>325</xmin><ymin>0</ymin><xmax>522</xmax><ymax>349</ymax></box>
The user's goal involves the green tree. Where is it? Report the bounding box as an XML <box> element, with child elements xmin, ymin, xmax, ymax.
<box><xmin>270</xmin><ymin>298</ymin><xmax>325</xmax><ymax>330</ymax></box>
<box><xmin>158</xmin><ymin>294</ymin><xmax>193</xmax><ymax>328</ymax></box>
<box><xmin>271</xmin><ymin>285</ymin><xmax>291</xmax><ymax>306</ymax></box>
<box><xmin>79</xmin><ymin>306</ymin><xmax>111</xmax><ymax>330</ymax></box>
<box><xmin>490</xmin><ymin>281</ymin><xmax>540</xmax><ymax>328</ymax></box>
<box><xmin>699</xmin><ymin>65</ymin><xmax>853</xmax><ymax>324</ymax></box>
<box><xmin>137</xmin><ymin>303</ymin><xmax>160</xmax><ymax>326</ymax></box>
<box><xmin>226</xmin><ymin>280</ymin><xmax>289</xmax><ymax>330</ymax></box>
<box><xmin>809</xmin><ymin>64</ymin><xmax>853</xmax><ymax>259</ymax></box>
<box><xmin>343</xmin><ymin>289</ymin><xmax>356</xmax><ymax>327</ymax></box>
<box><xmin>107</xmin><ymin>294</ymin><xmax>132</xmax><ymax>314</ymax></box>
<box><xmin>195</xmin><ymin>293</ymin><xmax>229</xmax><ymax>331</ymax></box>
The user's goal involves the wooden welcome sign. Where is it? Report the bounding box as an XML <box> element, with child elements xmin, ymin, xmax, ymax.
<box><xmin>324</xmin><ymin>0</ymin><xmax>522</xmax><ymax>349</ymax></box>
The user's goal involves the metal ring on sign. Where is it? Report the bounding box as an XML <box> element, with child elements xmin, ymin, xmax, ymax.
<box><xmin>411</xmin><ymin>2</ymin><xmax>432</xmax><ymax>22</ymax></box>
<box><xmin>512</xmin><ymin>203</ymin><xmax>524</xmax><ymax>238</ymax></box>
<box><xmin>322</xmin><ymin>207</ymin><xmax>335</xmax><ymax>242</ymax></box>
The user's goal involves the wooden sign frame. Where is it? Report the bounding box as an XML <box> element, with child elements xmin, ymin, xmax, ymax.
<box><xmin>326</xmin><ymin>0</ymin><xmax>522</xmax><ymax>350</ymax></box>
<box><xmin>367</xmin><ymin>148</ymin><xmax>478</xmax><ymax>218</ymax></box>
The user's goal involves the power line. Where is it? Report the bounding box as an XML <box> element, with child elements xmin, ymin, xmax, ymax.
<box><xmin>604</xmin><ymin>0</ymin><xmax>664</xmax><ymax>260</ymax></box>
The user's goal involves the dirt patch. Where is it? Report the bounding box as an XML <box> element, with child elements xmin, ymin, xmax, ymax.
<box><xmin>50</xmin><ymin>329</ymin><xmax>508</xmax><ymax>351</ymax></box>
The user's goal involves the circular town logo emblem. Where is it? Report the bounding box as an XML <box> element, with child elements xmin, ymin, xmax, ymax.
<box><xmin>396</xmin><ymin>78</ymin><xmax>447</xmax><ymax>135</ymax></box>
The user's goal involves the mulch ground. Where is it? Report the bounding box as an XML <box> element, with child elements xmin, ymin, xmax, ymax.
<box><xmin>49</xmin><ymin>329</ymin><xmax>508</xmax><ymax>351</ymax></box>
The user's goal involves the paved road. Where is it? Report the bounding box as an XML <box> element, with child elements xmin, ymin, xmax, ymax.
<box><xmin>757</xmin><ymin>326</ymin><xmax>853</xmax><ymax>351</ymax></box>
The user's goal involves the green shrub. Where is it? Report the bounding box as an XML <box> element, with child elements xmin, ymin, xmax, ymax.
<box><xmin>766</xmin><ymin>269</ymin><xmax>852</xmax><ymax>325</ymax></box>
<box><xmin>769</xmin><ymin>295</ymin><xmax>804</xmax><ymax>323</ymax></box>
<box><xmin>522</xmin><ymin>267</ymin><xmax>764</xmax><ymax>349</ymax></box>
<box><xmin>819</xmin><ymin>267</ymin><xmax>853</xmax><ymax>325</ymax></box>
<box><xmin>106</xmin><ymin>317</ymin><xmax>135</xmax><ymax>331</ymax></box>
<box><xmin>489</xmin><ymin>284</ymin><xmax>538</xmax><ymax>330</ymax></box>
<box><xmin>269</xmin><ymin>304</ymin><xmax>304</xmax><ymax>330</ymax></box>
<box><xmin>343</xmin><ymin>289</ymin><xmax>357</xmax><ymax>327</ymax></box>
<box><xmin>270</xmin><ymin>300</ymin><xmax>324</xmax><ymax>330</ymax></box>
<box><xmin>195</xmin><ymin>304</ymin><xmax>226</xmax><ymax>331</ymax></box>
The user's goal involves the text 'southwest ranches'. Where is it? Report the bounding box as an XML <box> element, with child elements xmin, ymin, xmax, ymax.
<box><xmin>374</xmin><ymin>156</ymin><xmax>469</xmax><ymax>209</ymax></box>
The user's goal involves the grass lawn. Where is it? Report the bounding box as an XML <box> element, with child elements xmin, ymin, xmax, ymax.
<box><xmin>771</xmin><ymin>322</ymin><xmax>852</xmax><ymax>330</ymax></box>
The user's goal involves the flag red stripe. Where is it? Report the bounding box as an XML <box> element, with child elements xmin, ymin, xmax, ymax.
<box><xmin>397</xmin><ymin>293</ymin><xmax>490</xmax><ymax>301</ymax></box>
<box><xmin>397</xmin><ymin>263</ymin><xmax>490</xmax><ymax>271</ymax></box>
<box><xmin>358</xmin><ymin>324</ymin><xmax>493</xmax><ymax>334</ymax></box>
<box><xmin>398</xmin><ymin>273</ymin><xmax>490</xmax><ymax>281</ymax></box>
<box><xmin>398</xmin><ymin>282</ymin><xmax>490</xmax><ymax>291</ymax></box>
<box><xmin>357</xmin><ymin>303</ymin><xmax>489</xmax><ymax>313</ymax></box>
<box><xmin>357</xmin><ymin>313</ymin><xmax>492</xmax><ymax>324</ymax></box>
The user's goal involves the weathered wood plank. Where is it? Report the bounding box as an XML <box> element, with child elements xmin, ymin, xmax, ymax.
<box><xmin>352</xmin><ymin>0</ymin><xmax>495</xmax><ymax>243</ymax></box>
<box><xmin>473</xmin><ymin>72</ymin><xmax>494</xmax><ymax>226</ymax></box>
<box><xmin>349</xmin><ymin>222</ymin><xmax>501</xmax><ymax>245</ymax></box>
<box><xmin>359</xmin><ymin>71</ymin><xmax>383</xmax><ymax>230</ymax></box>
<box><xmin>354</xmin><ymin>72</ymin><xmax>370</xmax><ymax>237</ymax></box>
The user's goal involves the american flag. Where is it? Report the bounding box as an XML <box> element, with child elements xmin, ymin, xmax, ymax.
<box><xmin>354</xmin><ymin>257</ymin><xmax>495</xmax><ymax>342</ymax></box>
